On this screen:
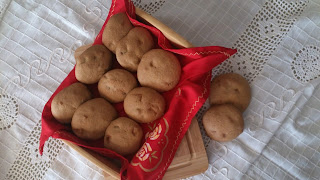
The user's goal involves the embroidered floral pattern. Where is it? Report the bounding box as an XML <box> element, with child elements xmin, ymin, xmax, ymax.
<box><xmin>131</xmin><ymin>118</ymin><xmax>169</xmax><ymax>172</ymax></box>
<box><xmin>137</xmin><ymin>142</ymin><xmax>153</xmax><ymax>161</ymax></box>
<box><xmin>145</xmin><ymin>124</ymin><xmax>162</xmax><ymax>140</ymax></box>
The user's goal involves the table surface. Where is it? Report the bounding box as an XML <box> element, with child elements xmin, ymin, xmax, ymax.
<box><xmin>1</xmin><ymin>0</ymin><xmax>320</xmax><ymax>179</ymax></box>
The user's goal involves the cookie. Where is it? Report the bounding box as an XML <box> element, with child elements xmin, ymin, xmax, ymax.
<box><xmin>51</xmin><ymin>82</ymin><xmax>91</xmax><ymax>124</ymax></box>
<box><xmin>202</xmin><ymin>104</ymin><xmax>244</xmax><ymax>142</ymax></box>
<box><xmin>98</xmin><ymin>69</ymin><xmax>138</xmax><ymax>103</ymax></box>
<box><xmin>71</xmin><ymin>98</ymin><xmax>118</xmax><ymax>140</ymax></box>
<box><xmin>209</xmin><ymin>73</ymin><xmax>251</xmax><ymax>112</ymax></box>
<box><xmin>102</xmin><ymin>12</ymin><xmax>133</xmax><ymax>53</ymax></box>
<box><xmin>104</xmin><ymin>117</ymin><xmax>143</xmax><ymax>156</ymax></box>
<box><xmin>124</xmin><ymin>87</ymin><xmax>165</xmax><ymax>123</ymax></box>
<box><xmin>116</xmin><ymin>27</ymin><xmax>154</xmax><ymax>72</ymax></box>
<box><xmin>75</xmin><ymin>45</ymin><xmax>112</xmax><ymax>84</ymax></box>
<box><xmin>137</xmin><ymin>49</ymin><xmax>181</xmax><ymax>92</ymax></box>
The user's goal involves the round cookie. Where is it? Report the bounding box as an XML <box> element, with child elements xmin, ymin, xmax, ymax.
<box><xmin>209</xmin><ymin>73</ymin><xmax>251</xmax><ymax>112</ymax></box>
<box><xmin>102</xmin><ymin>12</ymin><xmax>133</xmax><ymax>53</ymax></box>
<box><xmin>116</xmin><ymin>27</ymin><xmax>154</xmax><ymax>72</ymax></box>
<box><xmin>137</xmin><ymin>49</ymin><xmax>181</xmax><ymax>92</ymax></box>
<box><xmin>71</xmin><ymin>98</ymin><xmax>118</xmax><ymax>140</ymax></box>
<box><xmin>98</xmin><ymin>69</ymin><xmax>138</xmax><ymax>103</ymax></box>
<box><xmin>124</xmin><ymin>87</ymin><xmax>165</xmax><ymax>123</ymax></box>
<box><xmin>51</xmin><ymin>82</ymin><xmax>91</xmax><ymax>124</ymax></box>
<box><xmin>104</xmin><ymin>117</ymin><xmax>143</xmax><ymax>156</ymax></box>
<box><xmin>202</xmin><ymin>104</ymin><xmax>244</xmax><ymax>142</ymax></box>
<box><xmin>75</xmin><ymin>45</ymin><xmax>112</xmax><ymax>84</ymax></box>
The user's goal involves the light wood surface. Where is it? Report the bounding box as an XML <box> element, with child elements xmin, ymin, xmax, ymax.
<box><xmin>63</xmin><ymin>140</ymin><xmax>121</xmax><ymax>179</ymax></box>
<box><xmin>63</xmin><ymin>7</ymin><xmax>208</xmax><ymax>180</ymax></box>
<box><xmin>62</xmin><ymin>118</ymin><xmax>208</xmax><ymax>180</ymax></box>
<box><xmin>135</xmin><ymin>8</ymin><xmax>193</xmax><ymax>49</ymax></box>
<box><xmin>164</xmin><ymin>118</ymin><xmax>208</xmax><ymax>180</ymax></box>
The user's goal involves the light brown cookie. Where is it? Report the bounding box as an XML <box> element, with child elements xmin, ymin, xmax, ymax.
<box><xmin>104</xmin><ymin>117</ymin><xmax>143</xmax><ymax>156</ymax></box>
<box><xmin>98</xmin><ymin>69</ymin><xmax>138</xmax><ymax>103</ymax></box>
<box><xmin>71</xmin><ymin>98</ymin><xmax>118</xmax><ymax>140</ymax></box>
<box><xmin>51</xmin><ymin>82</ymin><xmax>91</xmax><ymax>124</ymax></box>
<box><xmin>124</xmin><ymin>87</ymin><xmax>165</xmax><ymax>123</ymax></box>
<box><xmin>209</xmin><ymin>73</ymin><xmax>251</xmax><ymax>112</ymax></box>
<box><xmin>116</xmin><ymin>27</ymin><xmax>154</xmax><ymax>72</ymax></box>
<box><xmin>137</xmin><ymin>49</ymin><xmax>181</xmax><ymax>92</ymax></box>
<box><xmin>102</xmin><ymin>12</ymin><xmax>133</xmax><ymax>53</ymax></box>
<box><xmin>75</xmin><ymin>45</ymin><xmax>112</xmax><ymax>84</ymax></box>
<box><xmin>202</xmin><ymin>104</ymin><xmax>244</xmax><ymax>142</ymax></box>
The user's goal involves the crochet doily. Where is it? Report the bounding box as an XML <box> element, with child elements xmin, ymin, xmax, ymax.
<box><xmin>0</xmin><ymin>94</ymin><xmax>18</xmax><ymax>131</ymax></box>
<box><xmin>291</xmin><ymin>45</ymin><xmax>320</xmax><ymax>83</ymax></box>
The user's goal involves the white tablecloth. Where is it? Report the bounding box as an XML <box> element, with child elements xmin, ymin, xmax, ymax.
<box><xmin>1</xmin><ymin>0</ymin><xmax>320</xmax><ymax>179</ymax></box>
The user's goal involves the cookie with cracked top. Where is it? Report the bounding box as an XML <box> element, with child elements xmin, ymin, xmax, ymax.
<box><xmin>116</xmin><ymin>27</ymin><xmax>154</xmax><ymax>72</ymax></box>
<box><xmin>104</xmin><ymin>117</ymin><xmax>143</xmax><ymax>156</ymax></box>
<box><xmin>51</xmin><ymin>82</ymin><xmax>92</xmax><ymax>124</ymax></box>
<box><xmin>124</xmin><ymin>87</ymin><xmax>165</xmax><ymax>123</ymax></box>
<box><xmin>102</xmin><ymin>12</ymin><xmax>133</xmax><ymax>53</ymax></box>
<box><xmin>137</xmin><ymin>49</ymin><xmax>181</xmax><ymax>92</ymax></box>
<box><xmin>209</xmin><ymin>73</ymin><xmax>251</xmax><ymax>112</ymax></box>
<box><xmin>71</xmin><ymin>98</ymin><xmax>118</xmax><ymax>140</ymax></box>
<box><xmin>202</xmin><ymin>104</ymin><xmax>244</xmax><ymax>142</ymax></box>
<box><xmin>98</xmin><ymin>69</ymin><xmax>137</xmax><ymax>103</ymax></box>
<box><xmin>75</xmin><ymin>45</ymin><xmax>112</xmax><ymax>84</ymax></box>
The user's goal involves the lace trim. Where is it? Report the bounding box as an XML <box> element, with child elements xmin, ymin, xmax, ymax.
<box><xmin>194</xmin><ymin>0</ymin><xmax>309</xmax><ymax>179</ymax></box>
<box><xmin>213</xmin><ymin>0</ymin><xmax>308</xmax><ymax>83</ymax></box>
<box><xmin>0</xmin><ymin>94</ymin><xmax>18</xmax><ymax>130</ymax></box>
<box><xmin>291</xmin><ymin>45</ymin><xmax>320</xmax><ymax>83</ymax></box>
<box><xmin>3</xmin><ymin>1</ymin><xmax>104</xmax><ymax>179</ymax></box>
<box><xmin>6</xmin><ymin>121</ymin><xmax>64</xmax><ymax>179</ymax></box>
<box><xmin>133</xmin><ymin>0</ymin><xmax>165</xmax><ymax>15</ymax></box>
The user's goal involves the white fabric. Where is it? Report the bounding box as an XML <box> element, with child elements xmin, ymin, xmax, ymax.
<box><xmin>0</xmin><ymin>0</ymin><xmax>319</xmax><ymax>179</ymax></box>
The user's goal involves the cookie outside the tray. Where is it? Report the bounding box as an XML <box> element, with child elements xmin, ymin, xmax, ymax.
<box><xmin>202</xmin><ymin>104</ymin><xmax>244</xmax><ymax>142</ymax></box>
<box><xmin>209</xmin><ymin>73</ymin><xmax>251</xmax><ymax>112</ymax></box>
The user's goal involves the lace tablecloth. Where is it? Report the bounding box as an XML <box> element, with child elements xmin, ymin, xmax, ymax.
<box><xmin>1</xmin><ymin>0</ymin><xmax>320</xmax><ymax>179</ymax></box>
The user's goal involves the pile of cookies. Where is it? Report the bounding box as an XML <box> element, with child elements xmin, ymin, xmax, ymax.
<box><xmin>202</xmin><ymin>73</ymin><xmax>251</xmax><ymax>142</ymax></box>
<box><xmin>51</xmin><ymin>12</ymin><xmax>181</xmax><ymax>156</ymax></box>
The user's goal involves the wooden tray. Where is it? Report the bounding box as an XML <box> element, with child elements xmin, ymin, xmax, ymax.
<box><xmin>61</xmin><ymin>7</ymin><xmax>208</xmax><ymax>180</ymax></box>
